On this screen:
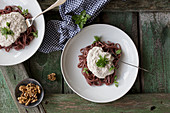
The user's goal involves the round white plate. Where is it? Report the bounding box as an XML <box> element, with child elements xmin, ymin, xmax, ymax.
<box><xmin>0</xmin><ymin>0</ymin><xmax>45</xmax><ymax>66</ymax></box>
<box><xmin>61</xmin><ymin>24</ymin><xmax>139</xmax><ymax>103</ymax></box>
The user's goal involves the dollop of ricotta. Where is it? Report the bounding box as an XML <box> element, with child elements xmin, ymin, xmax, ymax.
<box><xmin>87</xmin><ymin>47</ymin><xmax>115</xmax><ymax>79</ymax></box>
<box><xmin>0</xmin><ymin>12</ymin><xmax>27</xmax><ymax>47</ymax></box>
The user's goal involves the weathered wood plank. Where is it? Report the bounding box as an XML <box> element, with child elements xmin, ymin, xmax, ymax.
<box><xmin>140</xmin><ymin>12</ymin><xmax>170</xmax><ymax>93</ymax></box>
<box><xmin>38</xmin><ymin>0</ymin><xmax>170</xmax><ymax>12</ymax></box>
<box><xmin>0</xmin><ymin>64</ymin><xmax>45</xmax><ymax>113</ymax></box>
<box><xmin>42</xmin><ymin>94</ymin><xmax>170</xmax><ymax>113</ymax></box>
<box><xmin>24</xmin><ymin>51</ymin><xmax>63</xmax><ymax>94</ymax></box>
<box><xmin>105</xmin><ymin>0</ymin><xmax>170</xmax><ymax>12</ymax></box>
<box><xmin>0</xmin><ymin>71</ymin><xmax>18</xmax><ymax>113</ymax></box>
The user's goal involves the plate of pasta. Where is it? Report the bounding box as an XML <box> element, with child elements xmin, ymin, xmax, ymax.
<box><xmin>61</xmin><ymin>24</ymin><xmax>139</xmax><ymax>103</ymax></box>
<box><xmin>0</xmin><ymin>0</ymin><xmax>45</xmax><ymax>66</ymax></box>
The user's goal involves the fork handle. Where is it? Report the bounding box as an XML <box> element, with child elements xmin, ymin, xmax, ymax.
<box><xmin>33</xmin><ymin>0</ymin><xmax>66</xmax><ymax>20</ymax></box>
<box><xmin>119</xmin><ymin>60</ymin><xmax>154</xmax><ymax>75</ymax></box>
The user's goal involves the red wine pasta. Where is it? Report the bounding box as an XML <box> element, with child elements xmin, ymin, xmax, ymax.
<box><xmin>0</xmin><ymin>6</ymin><xmax>36</xmax><ymax>52</ymax></box>
<box><xmin>78</xmin><ymin>41</ymin><xmax>122</xmax><ymax>86</ymax></box>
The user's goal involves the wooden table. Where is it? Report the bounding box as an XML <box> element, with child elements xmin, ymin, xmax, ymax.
<box><xmin>0</xmin><ymin>0</ymin><xmax>170</xmax><ymax>113</ymax></box>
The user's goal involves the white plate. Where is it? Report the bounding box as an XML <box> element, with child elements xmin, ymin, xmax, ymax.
<box><xmin>61</xmin><ymin>24</ymin><xmax>139</xmax><ymax>103</ymax></box>
<box><xmin>0</xmin><ymin>0</ymin><xmax>45</xmax><ymax>66</ymax></box>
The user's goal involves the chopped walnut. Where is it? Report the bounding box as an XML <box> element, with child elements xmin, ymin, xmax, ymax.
<box><xmin>48</xmin><ymin>73</ymin><xmax>56</xmax><ymax>81</ymax></box>
<box><xmin>17</xmin><ymin>83</ymin><xmax>41</xmax><ymax>106</ymax></box>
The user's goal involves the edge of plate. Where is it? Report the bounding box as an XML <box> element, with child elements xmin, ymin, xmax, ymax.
<box><xmin>61</xmin><ymin>24</ymin><xmax>139</xmax><ymax>103</ymax></box>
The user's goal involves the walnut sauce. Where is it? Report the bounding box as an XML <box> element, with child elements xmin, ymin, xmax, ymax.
<box><xmin>0</xmin><ymin>12</ymin><xmax>27</xmax><ymax>47</ymax></box>
<box><xmin>87</xmin><ymin>47</ymin><xmax>115</xmax><ymax>79</ymax></box>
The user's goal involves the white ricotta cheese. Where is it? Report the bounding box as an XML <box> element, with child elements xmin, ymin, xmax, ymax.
<box><xmin>87</xmin><ymin>47</ymin><xmax>115</xmax><ymax>79</ymax></box>
<box><xmin>0</xmin><ymin>12</ymin><xmax>27</xmax><ymax>47</ymax></box>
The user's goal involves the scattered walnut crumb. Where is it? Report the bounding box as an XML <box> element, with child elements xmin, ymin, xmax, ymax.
<box><xmin>48</xmin><ymin>73</ymin><xmax>56</xmax><ymax>81</ymax></box>
<box><xmin>17</xmin><ymin>83</ymin><xmax>41</xmax><ymax>106</ymax></box>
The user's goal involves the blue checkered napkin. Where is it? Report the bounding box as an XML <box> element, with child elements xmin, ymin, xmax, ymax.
<box><xmin>38</xmin><ymin>0</ymin><xmax>110</xmax><ymax>53</ymax></box>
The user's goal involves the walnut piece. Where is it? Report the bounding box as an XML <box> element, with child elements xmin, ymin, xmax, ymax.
<box><xmin>17</xmin><ymin>83</ymin><xmax>41</xmax><ymax>106</ymax></box>
<box><xmin>48</xmin><ymin>73</ymin><xmax>56</xmax><ymax>81</ymax></box>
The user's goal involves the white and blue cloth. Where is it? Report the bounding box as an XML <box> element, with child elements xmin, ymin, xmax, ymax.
<box><xmin>38</xmin><ymin>0</ymin><xmax>110</xmax><ymax>53</ymax></box>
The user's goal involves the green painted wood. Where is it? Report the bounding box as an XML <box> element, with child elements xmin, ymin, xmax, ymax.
<box><xmin>0</xmin><ymin>71</ymin><xmax>18</xmax><ymax>113</ymax></box>
<box><xmin>1</xmin><ymin>1</ymin><xmax>170</xmax><ymax>112</ymax></box>
<box><xmin>105</xmin><ymin>0</ymin><xmax>170</xmax><ymax>12</ymax></box>
<box><xmin>140</xmin><ymin>12</ymin><xmax>170</xmax><ymax>93</ymax></box>
<box><xmin>0</xmin><ymin>64</ymin><xmax>46</xmax><ymax>113</ymax></box>
<box><xmin>42</xmin><ymin>94</ymin><xmax>170</xmax><ymax>113</ymax></box>
<box><xmin>38</xmin><ymin>0</ymin><xmax>170</xmax><ymax>12</ymax></box>
<box><xmin>24</xmin><ymin>51</ymin><xmax>63</xmax><ymax>94</ymax></box>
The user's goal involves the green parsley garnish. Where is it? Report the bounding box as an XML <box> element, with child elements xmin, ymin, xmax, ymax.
<box><xmin>22</xmin><ymin>9</ymin><xmax>28</xmax><ymax>16</ymax></box>
<box><xmin>6</xmin><ymin>22</ymin><xmax>10</xmax><ymax>27</ymax></box>
<box><xmin>109</xmin><ymin>65</ymin><xmax>116</xmax><ymax>72</ymax></box>
<box><xmin>114</xmin><ymin>81</ymin><xmax>119</xmax><ymax>87</ymax></box>
<box><xmin>17</xmin><ymin>6</ymin><xmax>22</xmax><ymax>10</ymax></box>
<box><xmin>96</xmin><ymin>55</ymin><xmax>109</xmax><ymax>67</ymax></box>
<box><xmin>93</xmin><ymin>36</ymin><xmax>101</xmax><ymax>44</ymax></box>
<box><xmin>114</xmin><ymin>75</ymin><xmax>119</xmax><ymax>87</ymax></box>
<box><xmin>116</xmin><ymin>49</ymin><xmax>121</xmax><ymax>54</ymax></box>
<box><xmin>83</xmin><ymin>68</ymin><xmax>89</xmax><ymax>74</ymax></box>
<box><xmin>32</xmin><ymin>31</ymin><xmax>38</xmax><ymax>38</ymax></box>
<box><xmin>72</xmin><ymin>10</ymin><xmax>91</xmax><ymax>29</ymax></box>
<box><xmin>17</xmin><ymin>6</ymin><xmax>29</xmax><ymax>17</ymax></box>
<box><xmin>0</xmin><ymin>27</ymin><xmax>14</xmax><ymax>39</ymax></box>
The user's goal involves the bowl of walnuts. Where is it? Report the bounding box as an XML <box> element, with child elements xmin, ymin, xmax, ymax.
<box><xmin>15</xmin><ymin>78</ymin><xmax>44</xmax><ymax>107</ymax></box>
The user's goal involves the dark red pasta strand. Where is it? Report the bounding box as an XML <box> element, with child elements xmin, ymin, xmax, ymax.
<box><xmin>0</xmin><ymin>6</ymin><xmax>36</xmax><ymax>52</ymax></box>
<box><xmin>78</xmin><ymin>41</ymin><xmax>122</xmax><ymax>86</ymax></box>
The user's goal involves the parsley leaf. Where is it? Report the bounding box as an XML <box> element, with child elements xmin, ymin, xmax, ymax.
<box><xmin>0</xmin><ymin>27</ymin><xmax>14</xmax><ymax>39</ymax></box>
<box><xmin>17</xmin><ymin>6</ymin><xmax>22</xmax><ymax>10</ymax></box>
<box><xmin>116</xmin><ymin>49</ymin><xmax>121</xmax><ymax>54</ymax></box>
<box><xmin>93</xmin><ymin>36</ymin><xmax>101</xmax><ymax>44</ymax></box>
<box><xmin>114</xmin><ymin>75</ymin><xmax>117</xmax><ymax>80</ymax></box>
<box><xmin>72</xmin><ymin>10</ymin><xmax>91</xmax><ymax>29</ymax></box>
<box><xmin>32</xmin><ymin>30</ymin><xmax>38</xmax><ymax>38</ymax></box>
<box><xmin>22</xmin><ymin>9</ymin><xmax>28</xmax><ymax>16</ymax></box>
<box><xmin>83</xmin><ymin>68</ymin><xmax>89</xmax><ymax>74</ymax></box>
<box><xmin>114</xmin><ymin>75</ymin><xmax>119</xmax><ymax>87</ymax></box>
<box><xmin>17</xmin><ymin>6</ymin><xmax>29</xmax><ymax>17</ymax></box>
<box><xmin>114</xmin><ymin>81</ymin><xmax>119</xmax><ymax>87</ymax></box>
<box><xmin>81</xmin><ymin>10</ymin><xmax>86</xmax><ymax>16</ymax></box>
<box><xmin>96</xmin><ymin>55</ymin><xmax>109</xmax><ymax>67</ymax></box>
<box><xmin>6</xmin><ymin>22</ymin><xmax>10</xmax><ymax>27</ymax></box>
<box><xmin>109</xmin><ymin>65</ymin><xmax>116</xmax><ymax>72</ymax></box>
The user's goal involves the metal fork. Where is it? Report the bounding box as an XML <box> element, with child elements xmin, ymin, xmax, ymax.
<box><xmin>26</xmin><ymin>0</ymin><xmax>66</xmax><ymax>27</ymax></box>
<box><xmin>119</xmin><ymin>60</ymin><xmax>154</xmax><ymax>75</ymax></box>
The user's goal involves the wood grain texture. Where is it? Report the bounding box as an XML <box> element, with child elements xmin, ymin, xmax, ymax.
<box><xmin>0</xmin><ymin>71</ymin><xmax>18</xmax><ymax>113</ymax></box>
<box><xmin>140</xmin><ymin>12</ymin><xmax>170</xmax><ymax>93</ymax></box>
<box><xmin>0</xmin><ymin>64</ymin><xmax>45</xmax><ymax>113</ymax></box>
<box><xmin>37</xmin><ymin>0</ymin><xmax>170</xmax><ymax>12</ymax></box>
<box><xmin>24</xmin><ymin>51</ymin><xmax>63</xmax><ymax>94</ymax></box>
<box><xmin>42</xmin><ymin>94</ymin><xmax>170</xmax><ymax>113</ymax></box>
<box><xmin>105</xmin><ymin>0</ymin><xmax>170</xmax><ymax>12</ymax></box>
